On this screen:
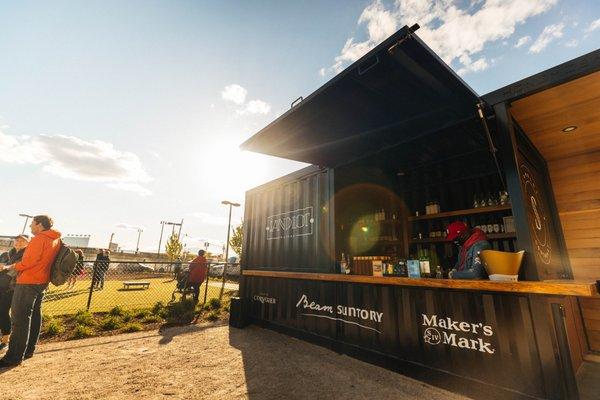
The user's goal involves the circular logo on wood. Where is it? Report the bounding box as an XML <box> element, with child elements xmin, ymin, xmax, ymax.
<box><xmin>520</xmin><ymin>164</ymin><xmax>551</xmax><ymax>265</ymax></box>
<box><xmin>424</xmin><ymin>327</ymin><xmax>442</xmax><ymax>345</ymax></box>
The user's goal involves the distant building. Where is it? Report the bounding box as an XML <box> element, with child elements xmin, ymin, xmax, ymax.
<box><xmin>63</xmin><ymin>234</ymin><xmax>91</xmax><ymax>248</ymax></box>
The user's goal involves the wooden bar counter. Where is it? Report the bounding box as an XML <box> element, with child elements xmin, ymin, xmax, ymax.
<box><xmin>243</xmin><ymin>270</ymin><xmax>599</xmax><ymax>297</ymax></box>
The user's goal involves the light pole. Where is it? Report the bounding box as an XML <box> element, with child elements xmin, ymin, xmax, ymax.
<box><xmin>18</xmin><ymin>213</ymin><xmax>34</xmax><ymax>235</ymax></box>
<box><xmin>158</xmin><ymin>220</ymin><xmax>182</xmax><ymax>256</ymax></box>
<box><xmin>108</xmin><ymin>232</ymin><xmax>115</xmax><ymax>249</ymax></box>
<box><xmin>157</xmin><ymin>221</ymin><xmax>166</xmax><ymax>256</ymax></box>
<box><xmin>136</xmin><ymin>228</ymin><xmax>143</xmax><ymax>254</ymax></box>
<box><xmin>220</xmin><ymin>200</ymin><xmax>240</xmax><ymax>298</ymax></box>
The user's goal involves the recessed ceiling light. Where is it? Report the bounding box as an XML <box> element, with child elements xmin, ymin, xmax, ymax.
<box><xmin>562</xmin><ymin>125</ymin><xmax>577</xmax><ymax>133</ymax></box>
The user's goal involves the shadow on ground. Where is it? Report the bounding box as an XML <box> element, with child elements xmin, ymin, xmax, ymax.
<box><xmin>158</xmin><ymin>322</ymin><xmax>228</xmax><ymax>345</ymax></box>
<box><xmin>227</xmin><ymin>325</ymin><xmax>468</xmax><ymax>400</ymax></box>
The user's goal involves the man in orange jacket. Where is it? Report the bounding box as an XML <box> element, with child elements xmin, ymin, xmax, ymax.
<box><xmin>0</xmin><ymin>215</ymin><xmax>61</xmax><ymax>368</ymax></box>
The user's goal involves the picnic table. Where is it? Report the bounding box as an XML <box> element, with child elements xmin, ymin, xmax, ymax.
<box><xmin>122</xmin><ymin>281</ymin><xmax>150</xmax><ymax>290</ymax></box>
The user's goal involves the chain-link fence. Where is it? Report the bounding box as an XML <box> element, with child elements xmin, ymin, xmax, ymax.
<box><xmin>41</xmin><ymin>260</ymin><xmax>240</xmax><ymax>316</ymax></box>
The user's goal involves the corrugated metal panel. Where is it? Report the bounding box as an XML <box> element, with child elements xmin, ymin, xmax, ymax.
<box><xmin>244</xmin><ymin>276</ymin><xmax>561</xmax><ymax>399</ymax></box>
<box><xmin>242</xmin><ymin>166</ymin><xmax>335</xmax><ymax>273</ymax></box>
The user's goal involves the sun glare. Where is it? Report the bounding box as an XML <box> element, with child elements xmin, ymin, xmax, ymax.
<box><xmin>200</xmin><ymin>139</ymin><xmax>269</xmax><ymax>199</ymax></box>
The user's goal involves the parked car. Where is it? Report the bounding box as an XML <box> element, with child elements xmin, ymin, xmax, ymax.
<box><xmin>208</xmin><ymin>263</ymin><xmax>240</xmax><ymax>277</ymax></box>
<box><xmin>114</xmin><ymin>262</ymin><xmax>155</xmax><ymax>273</ymax></box>
<box><xmin>209</xmin><ymin>264</ymin><xmax>224</xmax><ymax>277</ymax></box>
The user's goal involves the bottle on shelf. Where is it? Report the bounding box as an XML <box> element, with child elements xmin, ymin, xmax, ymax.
<box><xmin>493</xmin><ymin>220</ymin><xmax>500</xmax><ymax>233</ymax></box>
<box><xmin>419</xmin><ymin>249</ymin><xmax>431</xmax><ymax>278</ymax></box>
<box><xmin>398</xmin><ymin>259</ymin><xmax>408</xmax><ymax>277</ymax></box>
<box><xmin>473</xmin><ymin>193</ymin><xmax>480</xmax><ymax>208</ymax></box>
<box><xmin>486</xmin><ymin>217</ymin><xmax>494</xmax><ymax>234</ymax></box>
<box><xmin>340</xmin><ymin>252</ymin><xmax>347</xmax><ymax>274</ymax></box>
<box><xmin>435</xmin><ymin>265</ymin><xmax>443</xmax><ymax>279</ymax></box>
<box><xmin>479</xmin><ymin>215</ymin><xmax>488</xmax><ymax>233</ymax></box>
<box><xmin>478</xmin><ymin>194</ymin><xmax>487</xmax><ymax>208</ymax></box>
<box><xmin>499</xmin><ymin>190</ymin><xmax>509</xmax><ymax>205</ymax></box>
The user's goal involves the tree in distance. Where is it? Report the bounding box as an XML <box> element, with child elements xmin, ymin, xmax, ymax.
<box><xmin>229</xmin><ymin>220</ymin><xmax>243</xmax><ymax>260</ymax></box>
<box><xmin>165</xmin><ymin>233</ymin><xmax>183</xmax><ymax>261</ymax></box>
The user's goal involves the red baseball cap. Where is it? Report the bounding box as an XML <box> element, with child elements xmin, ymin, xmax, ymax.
<box><xmin>446</xmin><ymin>221</ymin><xmax>467</xmax><ymax>241</ymax></box>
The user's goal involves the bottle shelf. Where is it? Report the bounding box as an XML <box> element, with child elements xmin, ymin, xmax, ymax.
<box><xmin>409</xmin><ymin>232</ymin><xmax>516</xmax><ymax>244</ymax></box>
<box><xmin>408</xmin><ymin>204</ymin><xmax>512</xmax><ymax>221</ymax></box>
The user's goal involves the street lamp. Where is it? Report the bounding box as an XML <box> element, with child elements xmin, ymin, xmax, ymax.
<box><xmin>136</xmin><ymin>228</ymin><xmax>143</xmax><ymax>254</ymax></box>
<box><xmin>220</xmin><ymin>200</ymin><xmax>240</xmax><ymax>298</ymax></box>
<box><xmin>18</xmin><ymin>213</ymin><xmax>34</xmax><ymax>235</ymax></box>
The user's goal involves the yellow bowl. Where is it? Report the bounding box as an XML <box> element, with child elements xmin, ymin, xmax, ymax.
<box><xmin>480</xmin><ymin>250</ymin><xmax>525</xmax><ymax>276</ymax></box>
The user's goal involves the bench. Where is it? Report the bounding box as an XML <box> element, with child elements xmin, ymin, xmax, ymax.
<box><xmin>122</xmin><ymin>281</ymin><xmax>150</xmax><ymax>290</ymax></box>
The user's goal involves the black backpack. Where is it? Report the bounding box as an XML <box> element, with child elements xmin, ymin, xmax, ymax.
<box><xmin>50</xmin><ymin>241</ymin><xmax>78</xmax><ymax>286</ymax></box>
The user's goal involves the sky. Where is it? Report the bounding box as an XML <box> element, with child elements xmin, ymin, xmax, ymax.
<box><xmin>0</xmin><ymin>0</ymin><xmax>598</xmax><ymax>254</ymax></box>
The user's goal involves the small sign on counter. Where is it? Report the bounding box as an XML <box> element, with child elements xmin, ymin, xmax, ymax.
<box><xmin>408</xmin><ymin>260</ymin><xmax>421</xmax><ymax>278</ymax></box>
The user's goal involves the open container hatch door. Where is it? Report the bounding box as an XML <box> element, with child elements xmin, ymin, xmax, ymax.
<box><xmin>241</xmin><ymin>25</ymin><xmax>482</xmax><ymax>167</ymax></box>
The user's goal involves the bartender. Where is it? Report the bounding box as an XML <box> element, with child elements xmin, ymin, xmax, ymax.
<box><xmin>446</xmin><ymin>221</ymin><xmax>491</xmax><ymax>280</ymax></box>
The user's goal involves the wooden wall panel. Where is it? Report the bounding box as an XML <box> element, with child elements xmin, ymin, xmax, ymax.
<box><xmin>548</xmin><ymin>151</ymin><xmax>600</xmax><ymax>281</ymax></box>
<box><xmin>548</xmin><ymin>151</ymin><xmax>600</xmax><ymax>352</ymax></box>
<box><xmin>579</xmin><ymin>298</ymin><xmax>600</xmax><ymax>352</ymax></box>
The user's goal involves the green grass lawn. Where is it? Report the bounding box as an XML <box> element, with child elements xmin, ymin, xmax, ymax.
<box><xmin>42</xmin><ymin>277</ymin><xmax>236</xmax><ymax>316</ymax></box>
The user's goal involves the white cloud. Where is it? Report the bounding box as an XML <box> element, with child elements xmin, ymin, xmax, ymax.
<box><xmin>221</xmin><ymin>84</ymin><xmax>247</xmax><ymax>105</ymax></box>
<box><xmin>318</xmin><ymin>67</ymin><xmax>326</xmax><ymax>77</ymax></box>
<box><xmin>237</xmin><ymin>99</ymin><xmax>271</xmax><ymax>115</ymax></box>
<box><xmin>327</xmin><ymin>0</ymin><xmax>558</xmax><ymax>75</ymax></box>
<box><xmin>115</xmin><ymin>223</ymin><xmax>145</xmax><ymax>230</ymax></box>
<box><xmin>529</xmin><ymin>23</ymin><xmax>564</xmax><ymax>53</ymax></box>
<box><xmin>105</xmin><ymin>183</ymin><xmax>152</xmax><ymax>196</ymax></box>
<box><xmin>456</xmin><ymin>54</ymin><xmax>489</xmax><ymax>75</ymax></box>
<box><xmin>220</xmin><ymin>84</ymin><xmax>270</xmax><ymax>115</ymax></box>
<box><xmin>586</xmin><ymin>18</ymin><xmax>600</xmax><ymax>33</ymax></box>
<box><xmin>0</xmin><ymin>128</ymin><xmax>152</xmax><ymax>195</ymax></box>
<box><xmin>189</xmin><ymin>212</ymin><xmax>229</xmax><ymax>226</ymax></box>
<box><xmin>564</xmin><ymin>39</ymin><xmax>578</xmax><ymax>48</ymax></box>
<box><xmin>514</xmin><ymin>36</ymin><xmax>531</xmax><ymax>48</ymax></box>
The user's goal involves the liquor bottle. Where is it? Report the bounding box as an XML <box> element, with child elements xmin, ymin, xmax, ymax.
<box><xmin>479</xmin><ymin>215</ymin><xmax>487</xmax><ymax>233</ymax></box>
<box><xmin>340</xmin><ymin>252</ymin><xmax>347</xmax><ymax>274</ymax></box>
<box><xmin>486</xmin><ymin>217</ymin><xmax>494</xmax><ymax>234</ymax></box>
<box><xmin>486</xmin><ymin>192</ymin><xmax>494</xmax><ymax>207</ymax></box>
<box><xmin>435</xmin><ymin>265</ymin><xmax>443</xmax><ymax>279</ymax></box>
<box><xmin>419</xmin><ymin>249</ymin><xmax>431</xmax><ymax>278</ymax></box>
<box><xmin>398</xmin><ymin>259</ymin><xmax>408</xmax><ymax>277</ymax></box>
<box><xmin>345</xmin><ymin>254</ymin><xmax>351</xmax><ymax>275</ymax></box>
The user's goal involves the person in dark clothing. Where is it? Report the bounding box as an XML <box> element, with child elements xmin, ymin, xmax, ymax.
<box><xmin>173</xmin><ymin>258</ymin><xmax>183</xmax><ymax>281</ymax></box>
<box><xmin>446</xmin><ymin>221</ymin><xmax>491</xmax><ymax>280</ymax></box>
<box><xmin>0</xmin><ymin>235</ymin><xmax>29</xmax><ymax>350</ymax></box>
<box><xmin>92</xmin><ymin>250</ymin><xmax>104</xmax><ymax>290</ymax></box>
<box><xmin>67</xmin><ymin>249</ymin><xmax>85</xmax><ymax>289</ymax></box>
<box><xmin>100</xmin><ymin>250</ymin><xmax>110</xmax><ymax>289</ymax></box>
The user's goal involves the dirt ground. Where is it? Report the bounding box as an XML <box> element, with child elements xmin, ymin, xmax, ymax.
<box><xmin>0</xmin><ymin>323</ymin><xmax>469</xmax><ymax>400</ymax></box>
